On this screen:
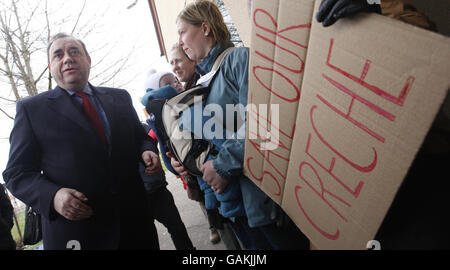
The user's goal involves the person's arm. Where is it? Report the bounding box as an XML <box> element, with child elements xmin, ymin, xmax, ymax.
<box><xmin>316</xmin><ymin>0</ymin><xmax>381</xmax><ymax>27</ymax></box>
<box><xmin>200</xmin><ymin>49</ymin><xmax>250</xmax><ymax>194</ymax></box>
<box><xmin>144</xmin><ymin>119</ymin><xmax>179</xmax><ymax>175</ymax></box>
<box><xmin>211</xmin><ymin>48</ymin><xmax>250</xmax><ymax>181</ymax></box>
<box><xmin>2</xmin><ymin>101</ymin><xmax>62</xmax><ymax>220</ymax></box>
<box><xmin>4</xmin><ymin>100</ymin><xmax>95</xmax><ymax>221</ymax></box>
<box><xmin>141</xmin><ymin>90</ymin><xmax>153</xmax><ymax>106</ymax></box>
<box><xmin>118</xmin><ymin>89</ymin><xmax>158</xmax><ymax>156</ymax></box>
<box><xmin>0</xmin><ymin>184</ymin><xmax>14</xmax><ymax>229</ymax></box>
<box><xmin>122</xmin><ymin>90</ymin><xmax>161</xmax><ymax>174</ymax></box>
<box><xmin>316</xmin><ymin>0</ymin><xmax>435</xmax><ymax>30</ymax></box>
<box><xmin>380</xmin><ymin>0</ymin><xmax>436</xmax><ymax>30</ymax></box>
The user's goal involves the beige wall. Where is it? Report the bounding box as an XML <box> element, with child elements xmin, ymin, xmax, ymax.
<box><xmin>153</xmin><ymin>0</ymin><xmax>252</xmax><ymax>61</ymax></box>
<box><xmin>153</xmin><ymin>0</ymin><xmax>450</xmax><ymax>60</ymax></box>
<box><xmin>153</xmin><ymin>0</ymin><xmax>196</xmax><ymax>60</ymax></box>
<box><xmin>223</xmin><ymin>0</ymin><xmax>252</xmax><ymax>46</ymax></box>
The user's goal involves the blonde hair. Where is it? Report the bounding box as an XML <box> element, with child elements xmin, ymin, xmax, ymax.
<box><xmin>177</xmin><ymin>0</ymin><xmax>230</xmax><ymax>47</ymax></box>
<box><xmin>170</xmin><ymin>42</ymin><xmax>194</xmax><ymax>62</ymax></box>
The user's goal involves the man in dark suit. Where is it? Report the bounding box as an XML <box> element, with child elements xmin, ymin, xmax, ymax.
<box><xmin>2</xmin><ymin>32</ymin><xmax>161</xmax><ymax>250</ymax></box>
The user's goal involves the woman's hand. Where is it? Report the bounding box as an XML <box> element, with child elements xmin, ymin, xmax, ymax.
<box><xmin>166</xmin><ymin>152</ymin><xmax>189</xmax><ymax>177</ymax></box>
<box><xmin>201</xmin><ymin>160</ymin><xmax>228</xmax><ymax>194</ymax></box>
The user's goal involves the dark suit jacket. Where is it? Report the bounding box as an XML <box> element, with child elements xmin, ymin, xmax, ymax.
<box><xmin>2</xmin><ymin>84</ymin><xmax>159</xmax><ymax>250</ymax></box>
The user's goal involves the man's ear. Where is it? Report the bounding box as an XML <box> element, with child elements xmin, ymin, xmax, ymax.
<box><xmin>87</xmin><ymin>56</ymin><xmax>91</xmax><ymax>67</ymax></box>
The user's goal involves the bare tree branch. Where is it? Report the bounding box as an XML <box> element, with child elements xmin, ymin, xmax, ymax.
<box><xmin>35</xmin><ymin>66</ymin><xmax>48</xmax><ymax>85</ymax></box>
<box><xmin>45</xmin><ymin>0</ymin><xmax>52</xmax><ymax>90</ymax></box>
<box><xmin>1</xmin><ymin>0</ymin><xmax>139</xmax><ymax>113</ymax></box>
<box><xmin>12</xmin><ymin>0</ymin><xmax>37</xmax><ymax>96</ymax></box>
<box><xmin>0</xmin><ymin>46</ymin><xmax>20</xmax><ymax>101</ymax></box>
<box><xmin>0</xmin><ymin>96</ymin><xmax>16</xmax><ymax>102</ymax></box>
<box><xmin>0</xmin><ymin>106</ymin><xmax>14</xmax><ymax>120</ymax></box>
<box><xmin>127</xmin><ymin>0</ymin><xmax>139</xmax><ymax>10</ymax></box>
<box><xmin>23</xmin><ymin>2</ymin><xmax>41</xmax><ymax>35</ymax></box>
<box><xmin>1</xmin><ymin>5</ymin><xmax>33</xmax><ymax>98</ymax></box>
<box><xmin>70</xmin><ymin>0</ymin><xmax>87</xmax><ymax>35</ymax></box>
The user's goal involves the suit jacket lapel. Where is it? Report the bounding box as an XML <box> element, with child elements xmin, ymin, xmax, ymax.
<box><xmin>91</xmin><ymin>84</ymin><xmax>115</xmax><ymax>144</ymax></box>
<box><xmin>47</xmin><ymin>86</ymin><xmax>94</xmax><ymax>135</ymax></box>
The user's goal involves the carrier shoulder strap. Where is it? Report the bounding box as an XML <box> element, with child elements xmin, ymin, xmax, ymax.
<box><xmin>211</xmin><ymin>46</ymin><xmax>235</xmax><ymax>72</ymax></box>
<box><xmin>168</xmin><ymin>46</ymin><xmax>235</xmax><ymax>109</ymax></box>
<box><xmin>194</xmin><ymin>46</ymin><xmax>235</xmax><ymax>88</ymax></box>
<box><xmin>160</xmin><ymin>47</ymin><xmax>236</xmax><ymax>176</ymax></box>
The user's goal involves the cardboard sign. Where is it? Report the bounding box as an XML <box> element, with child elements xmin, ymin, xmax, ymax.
<box><xmin>244</xmin><ymin>0</ymin><xmax>450</xmax><ymax>249</ymax></box>
<box><xmin>244</xmin><ymin>0</ymin><xmax>315</xmax><ymax>205</ymax></box>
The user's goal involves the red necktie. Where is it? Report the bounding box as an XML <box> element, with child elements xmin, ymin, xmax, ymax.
<box><xmin>75</xmin><ymin>92</ymin><xmax>107</xmax><ymax>144</ymax></box>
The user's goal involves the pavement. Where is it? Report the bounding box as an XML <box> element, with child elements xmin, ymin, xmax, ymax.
<box><xmin>155</xmin><ymin>172</ymin><xmax>240</xmax><ymax>250</ymax></box>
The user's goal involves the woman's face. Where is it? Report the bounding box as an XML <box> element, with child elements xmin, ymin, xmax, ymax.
<box><xmin>169</xmin><ymin>48</ymin><xmax>196</xmax><ymax>83</ymax></box>
<box><xmin>177</xmin><ymin>20</ymin><xmax>212</xmax><ymax>61</ymax></box>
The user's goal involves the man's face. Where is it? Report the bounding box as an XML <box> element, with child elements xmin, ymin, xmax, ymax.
<box><xmin>48</xmin><ymin>37</ymin><xmax>91</xmax><ymax>92</ymax></box>
<box><xmin>169</xmin><ymin>48</ymin><xmax>196</xmax><ymax>83</ymax></box>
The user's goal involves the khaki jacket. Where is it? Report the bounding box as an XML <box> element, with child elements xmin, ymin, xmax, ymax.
<box><xmin>381</xmin><ymin>0</ymin><xmax>436</xmax><ymax>30</ymax></box>
<box><xmin>381</xmin><ymin>0</ymin><xmax>449</xmax><ymax>155</ymax></box>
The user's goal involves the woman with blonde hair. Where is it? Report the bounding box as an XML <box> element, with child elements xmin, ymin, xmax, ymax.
<box><xmin>168</xmin><ymin>42</ymin><xmax>224</xmax><ymax>245</ymax></box>
<box><xmin>168</xmin><ymin>43</ymin><xmax>199</xmax><ymax>90</ymax></box>
<box><xmin>170</xmin><ymin>0</ymin><xmax>309</xmax><ymax>250</ymax></box>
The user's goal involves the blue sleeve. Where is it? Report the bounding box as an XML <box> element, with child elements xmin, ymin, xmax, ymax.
<box><xmin>141</xmin><ymin>89</ymin><xmax>153</xmax><ymax>106</ymax></box>
<box><xmin>141</xmin><ymin>85</ymin><xmax>179</xmax><ymax>107</ymax></box>
<box><xmin>212</xmin><ymin>48</ymin><xmax>249</xmax><ymax>180</ymax></box>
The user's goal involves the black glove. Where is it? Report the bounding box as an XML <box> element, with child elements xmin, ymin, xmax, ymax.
<box><xmin>316</xmin><ymin>0</ymin><xmax>381</xmax><ymax>27</ymax></box>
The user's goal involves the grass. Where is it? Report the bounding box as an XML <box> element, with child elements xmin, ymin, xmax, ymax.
<box><xmin>11</xmin><ymin>209</ymin><xmax>43</xmax><ymax>250</ymax></box>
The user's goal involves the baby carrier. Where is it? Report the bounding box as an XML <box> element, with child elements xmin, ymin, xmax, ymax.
<box><xmin>146</xmin><ymin>47</ymin><xmax>234</xmax><ymax>176</ymax></box>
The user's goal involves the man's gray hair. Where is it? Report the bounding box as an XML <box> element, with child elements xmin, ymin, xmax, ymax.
<box><xmin>47</xmin><ymin>32</ymin><xmax>89</xmax><ymax>62</ymax></box>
